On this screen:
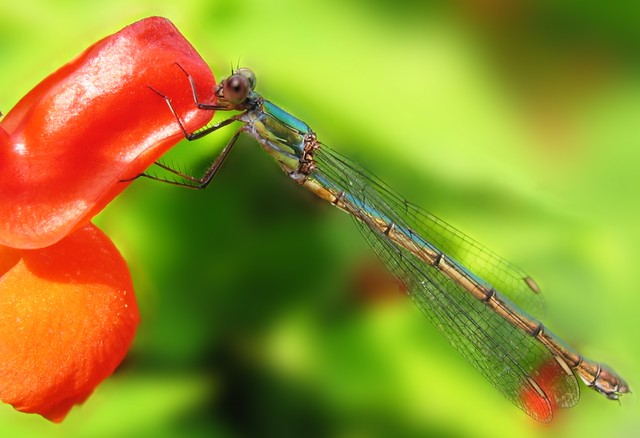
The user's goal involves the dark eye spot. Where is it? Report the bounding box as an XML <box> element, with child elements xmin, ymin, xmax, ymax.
<box><xmin>223</xmin><ymin>75</ymin><xmax>249</xmax><ymax>104</ymax></box>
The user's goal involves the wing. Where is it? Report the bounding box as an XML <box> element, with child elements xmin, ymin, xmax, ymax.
<box><xmin>311</xmin><ymin>145</ymin><xmax>579</xmax><ymax>421</ymax></box>
<box><xmin>319</xmin><ymin>147</ymin><xmax>545</xmax><ymax>319</ymax></box>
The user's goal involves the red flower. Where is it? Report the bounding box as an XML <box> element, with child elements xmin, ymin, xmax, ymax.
<box><xmin>0</xmin><ymin>223</ymin><xmax>138</xmax><ymax>422</ymax></box>
<box><xmin>0</xmin><ymin>16</ymin><xmax>214</xmax><ymax>249</ymax></box>
<box><xmin>0</xmin><ymin>17</ymin><xmax>216</xmax><ymax>421</ymax></box>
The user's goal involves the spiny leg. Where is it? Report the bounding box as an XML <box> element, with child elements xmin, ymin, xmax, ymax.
<box><xmin>173</xmin><ymin>62</ymin><xmax>224</xmax><ymax>111</ymax></box>
<box><xmin>136</xmin><ymin>130</ymin><xmax>243</xmax><ymax>189</ymax></box>
<box><xmin>149</xmin><ymin>85</ymin><xmax>244</xmax><ymax>140</ymax></box>
<box><xmin>123</xmin><ymin>84</ymin><xmax>245</xmax><ymax>187</ymax></box>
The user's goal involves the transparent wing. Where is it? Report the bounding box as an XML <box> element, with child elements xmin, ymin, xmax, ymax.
<box><xmin>320</xmin><ymin>147</ymin><xmax>545</xmax><ymax>319</ymax></box>
<box><xmin>312</xmin><ymin>145</ymin><xmax>579</xmax><ymax>421</ymax></box>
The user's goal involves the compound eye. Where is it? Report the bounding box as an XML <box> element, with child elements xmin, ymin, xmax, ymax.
<box><xmin>236</xmin><ymin>67</ymin><xmax>256</xmax><ymax>90</ymax></box>
<box><xmin>223</xmin><ymin>74</ymin><xmax>250</xmax><ymax>104</ymax></box>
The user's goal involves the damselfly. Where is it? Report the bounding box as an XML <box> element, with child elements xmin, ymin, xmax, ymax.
<box><xmin>143</xmin><ymin>64</ymin><xmax>628</xmax><ymax>422</ymax></box>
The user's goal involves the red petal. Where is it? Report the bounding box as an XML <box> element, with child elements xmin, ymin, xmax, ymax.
<box><xmin>520</xmin><ymin>380</ymin><xmax>554</xmax><ymax>423</ymax></box>
<box><xmin>0</xmin><ymin>17</ymin><xmax>215</xmax><ymax>249</ymax></box>
<box><xmin>0</xmin><ymin>223</ymin><xmax>139</xmax><ymax>422</ymax></box>
<box><xmin>519</xmin><ymin>357</ymin><xmax>573</xmax><ymax>423</ymax></box>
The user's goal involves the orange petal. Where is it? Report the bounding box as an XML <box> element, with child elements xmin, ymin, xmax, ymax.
<box><xmin>0</xmin><ymin>223</ymin><xmax>139</xmax><ymax>422</ymax></box>
<box><xmin>0</xmin><ymin>16</ymin><xmax>215</xmax><ymax>249</ymax></box>
<box><xmin>519</xmin><ymin>356</ymin><xmax>576</xmax><ymax>423</ymax></box>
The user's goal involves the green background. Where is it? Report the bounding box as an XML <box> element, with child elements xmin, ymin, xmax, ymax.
<box><xmin>1</xmin><ymin>1</ymin><xmax>638</xmax><ymax>437</ymax></box>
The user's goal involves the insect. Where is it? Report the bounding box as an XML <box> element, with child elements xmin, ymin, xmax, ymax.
<box><xmin>142</xmin><ymin>64</ymin><xmax>628</xmax><ymax>422</ymax></box>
